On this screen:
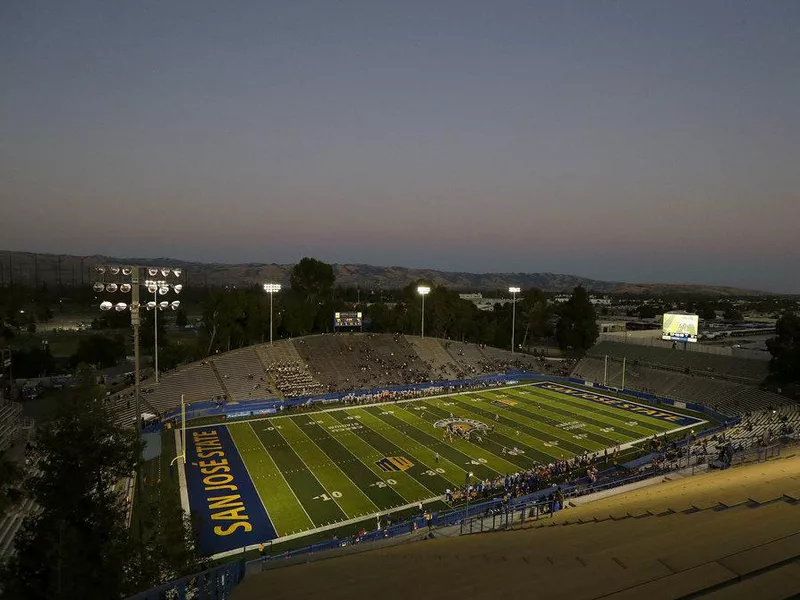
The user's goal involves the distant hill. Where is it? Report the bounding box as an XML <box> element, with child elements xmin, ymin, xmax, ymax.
<box><xmin>0</xmin><ymin>250</ymin><xmax>769</xmax><ymax>296</ymax></box>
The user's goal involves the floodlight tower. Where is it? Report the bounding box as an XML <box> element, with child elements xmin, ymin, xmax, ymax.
<box><xmin>509</xmin><ymin>287</ymin><xmax>521</xmax><ymax>354</ymax></box>
<box><xmin>143</xmin><ymin>276</ymin><xmax>183</xmax><ymax>383</ymax></box>
<box><xmin>94</xmin><ymin>265</ymin><xmax>183</xmax><ymax>432</ymax></box>
<box><xmin>93</xmin><ymin>264</ymin><xmax>181</xmax><ymax>546</ymax></box>
<box><xmin>263</xmin><ymin>283</ymin><xmax>282</xmax><ymax>345</ymax></box>
<box><xmin>417</xmin><ymin>285</ymin><xmax>431</xmax><ymax>338</ymax></box>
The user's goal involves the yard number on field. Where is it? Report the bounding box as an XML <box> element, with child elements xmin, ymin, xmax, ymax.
<box><xmin>371</xmin><ymin>479</ymin><xmax>398</xmax><ymax>488</ymax></box>
<box><xmin>314</xmin><ymin>491</ymin><xmax>343</xmax><ymax>502</ymax></box>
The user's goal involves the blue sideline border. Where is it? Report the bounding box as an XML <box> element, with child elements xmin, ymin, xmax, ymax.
<box><xmin>184</xmin><ymin>424</ymin><xmax>277</xmax><ymax>555</ymax></box>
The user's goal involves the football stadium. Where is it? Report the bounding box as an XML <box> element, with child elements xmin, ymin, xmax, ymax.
<box><xmin>101</xmin><ymin>332</ymin><xmax>799</xmax><ymax>599</ymax></box>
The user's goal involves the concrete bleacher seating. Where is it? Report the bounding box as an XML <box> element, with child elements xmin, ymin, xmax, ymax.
<box><xmin>0</xmin><ymin>496</ymin><xmax>37</xmax><ymax>560</ymax></box>
<box><xmin>590</xmin><ymin>340</ymin><xmax>769</xmax><ymax>382</ymax></box>
<box><xmin>405</xmin><ymin>336</ymin><xmax>459</xmax><ymax>380</ymax></box>
<box><xmin>573</xmin><ymin>357</ymin><xmax>793</xmax><ymax>417</ymax></box>
<box><xmin>105</xmin><ymin>334</ymin><xmax>563</xmax><ymax>422</ymax></box>
<box><xmin>0</xmin><ymin>400</ymin><xmax>22</xmax><ymax>451</ymax></box>
<box><xmin>296</xmin><ymin>334</ymin><xmax>431</xmax><ymax>392</ymax></box>
<box><xmin>255</xmin><ymin>339</ymin><xmax>325</xmax><ymax>398</ymax></box>
<box><xmin>141</xmin><ymin>362</ymin><xmax>224</xmax><ymax>417</ymax></box>
<box><xmin>233</xmin><ymin>454</ymin><xmax>800</xmax><ymax>600</ymax></box>
<box><xmin>212</xmin><ymin>348</ymin><xmax>277</xmax><ymax>402</ymax></box>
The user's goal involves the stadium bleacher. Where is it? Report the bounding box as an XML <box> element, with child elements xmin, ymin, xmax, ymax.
<box><xmin>573</xmin><ymin>357</ymin><xmax>793</xmax><ymax>416</ymax></box>
<box><xmin>256</xmin><ymin>339</ymin><xmax>326</xmax><ymax>398</ymax></box>
<box><xmin>589</xmin><ymin>340</ymin><xmax>769</xmax><ymax>382</ymax></box>
<box><xmin>0</xmin><ymin>400</ymin><xmax>22</xmax><ymax>452</ymax></box>
<box><xmin>295</xmin><ymin>334</ymin><xmax>434</xmax><ymax>391</ymax></box>
<box><xmin>211</xmin><ymin>348</ymin><xmax>277</xmax><ymax>402</ymax></box>
<box><xmin>232</xmin><ymin>454</ymin><xmax>800</xmax><ymax>600</ymax></box>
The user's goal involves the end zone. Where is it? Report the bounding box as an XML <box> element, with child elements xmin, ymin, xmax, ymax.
<box><xmin>185</xmin><ymin>425</ymin><xmax>277</xmax><ymax>554</ymax></box>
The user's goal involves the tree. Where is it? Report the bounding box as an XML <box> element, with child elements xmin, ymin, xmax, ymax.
<box><xmin>696</xmin><ymin>302</ymin><xmax>717</xmax><ymax>321</ymax></box>
<box><xmin>175</xmin><ymin>307</ymin><xmax>188</xmax><ymax>328</ymax></box>
<box><xmin>722</xmin><ymin>306</ymin><xmax>744</xmax><ymax>322</ymax></box>
<box><xmin>136</xmin><ymin>471</ymin><xmax>207</xmax><ymax>588</ymax></box>
<box><xmin>555</xmin><ymin>286</ymin><xmax>599</xmax><ymax>355</ymax></box>
<box><xmin>290</xmin><ymin>258</ymin><xmax>335</xmax><ymax>303</ymax></box>
<box><xmin>9</xmin><ymin>346</ymin><xmax>55</xmax><ymax>378</ymax></box>
<box><xmin>766</xmin><ymin>313</ymin><xmax>800</xmax><ymax>383</ymax></box>
<box><xmin>518</xmin><ymin>289</ymin><xmax>553</xmax><ymax>348</ymax></box>
<box><xmin>0</xmin><ymin>455</ymin><xmax>22</xmax><ymax>515</ymax></box>
<box><xmin>70</xmin><ymin>335</ymin><xmax>125</xmax><ymax>368</ymax></box>
<box><xmin>637</xmin><ymin>305</ymin><xmax>659</xmax><ymax>319</ymax></box>
<box><xmin>140</xmin><ymin>309</ymin><xmax>167</xmax><ymax>354</ymax></box>
<box><xmin>0</xmin><ymin>384</ymin><xmax>141</xmax><ymax>599</ymax></box>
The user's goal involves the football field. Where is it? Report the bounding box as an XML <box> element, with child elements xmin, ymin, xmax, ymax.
<box><xmin>183</xmin><ymin>381</ymin><xmax>706</xmax><ymax>555</ymax></box>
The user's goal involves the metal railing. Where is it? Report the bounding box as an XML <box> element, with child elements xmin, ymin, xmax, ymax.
<box><xmin>124</xmin><ymin>560</ymin><xmax>246</xmax><ymax>600</ymax></box>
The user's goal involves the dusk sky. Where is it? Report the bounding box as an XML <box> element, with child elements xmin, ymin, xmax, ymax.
<box><xmin>1</xmin><ymin>1</ymin><xmax>798</xmax><ymax>292</ymax></box>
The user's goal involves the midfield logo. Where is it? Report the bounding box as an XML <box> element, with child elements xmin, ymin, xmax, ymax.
<box><xmin>376</xmin><ymin>456</ymin><xmax>414</xmax><ymax>472</ymax></box>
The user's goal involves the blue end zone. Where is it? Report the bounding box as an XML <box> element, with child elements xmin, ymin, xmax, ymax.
<box><xmin>185</xmin><ymin>425</ymin><xmax>277</xmax><ymax>555</ymax></box>
<box><xmin>531</xmin><ymin>382</ymin><xmax>704</xmax><ymax>428</ymax></box>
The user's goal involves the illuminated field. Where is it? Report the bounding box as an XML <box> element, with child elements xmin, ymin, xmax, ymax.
<box><xmin>183</xmin><ymin>382</ymin><xmax>705</xmax><ymax>556</ymax></box>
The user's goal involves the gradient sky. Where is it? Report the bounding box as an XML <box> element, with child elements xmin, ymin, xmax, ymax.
<box><xmin>1</xmin><ymin>1</ymin><xmax>799</xmax><ymax>292</ymax></box>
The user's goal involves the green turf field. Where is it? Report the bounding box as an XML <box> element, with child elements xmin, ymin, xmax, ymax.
<box><xmin>184</xmin><ymin>381</ymin><xmax>706</xmax><ymax>554</ymax></box>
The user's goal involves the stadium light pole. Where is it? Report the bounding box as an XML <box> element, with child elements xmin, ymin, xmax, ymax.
<box><xmin>144</xmin><ymin>278</ymin><xmax>183</xmax><ymax>383</ymax></box>
<box><xmin>417</xmin><ymin>285</ymin><xmax>431</xmax><ymax>338</ymax></box>
<box><xmin>263</xmin><ymin>283</ymin><xmax>281</xmax><ymax>345</ymax></box>
<box><xmin>509</xmin><ymin>287</ymin><xmax>521</xmax><ymax>354</ymax></box>
<box><xmin>94</xmin><ymin>264</ymin><xmax>182</xmax><ymax>549</ymax></box>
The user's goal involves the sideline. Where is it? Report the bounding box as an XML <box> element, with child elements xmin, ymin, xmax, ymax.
<box><xmin>210</xmin><ymin>496</ymin><xmax>444</xmax><ymax>561</ymax></box>
<box><xmin>174</xmin><ymin>428</ymin><xmax>190</xmax><ymax>516</ymax></box>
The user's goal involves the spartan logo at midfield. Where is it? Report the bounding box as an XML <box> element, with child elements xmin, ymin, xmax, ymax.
<box><xmin>434</xmin><ymin>418</ymin><xmax>490</xmax><ymax>436</ymax></box>
<box><xmin>376</xmin><ymin>456</ymin><xmax>414</xmax><ymax>472</ymax></box>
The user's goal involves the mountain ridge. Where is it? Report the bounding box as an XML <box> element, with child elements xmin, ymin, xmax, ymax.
<box><xmin>0</xmin><ymin>250</ymin><xmax>769</xmax><ymax>296</ymax></box>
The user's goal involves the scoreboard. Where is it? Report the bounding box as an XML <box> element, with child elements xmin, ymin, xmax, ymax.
<box><xmin>662</xmin><ymin>312</ymin><xmax>699</xmax><ymax>343</ymax></box>
<box><xmin>333</xmin><ymin>311</ymin><xmax>363</xmax><ymax>328</ymax></box>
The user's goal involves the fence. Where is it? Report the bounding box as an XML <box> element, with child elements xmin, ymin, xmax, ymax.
<box><xmin>124</xmin><ymin>560</ymin><xmax>246</xmax><ymax>600</ymax></box>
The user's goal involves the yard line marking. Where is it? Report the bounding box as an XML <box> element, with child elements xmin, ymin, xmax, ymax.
<box><xmin>391</xmin><ymin>401</ymin><xmax>528</xmax><ymax>471</ymax></box>
<box><xmin>339</xmin><ymin>409</ymin><xmax>461</xmax><ymax>495</ymax></box>
<box><xmin>224</xmin><ymin>424</ymin><xmax>278</xmax><ymax>533</ymax></box>
<box><xmin>271</xmin><ymin>423</ymin><xmax>351</xmax><ymax>518</ymax></box>
<box><xmin>297</xmin><ymin>414</ymin><xmax>422</xmax><ymax>506</ymax></box>
<box><xmin>284</xmin><ymin>418</ymin><xmax>381</xmax><ymax>515</ymax></box>
<box><xmin>246</xmin><ymin>422</ymin><xmax>315</xmax><ymax>525</ymax></box>
<box><xmin>365</xmin><ymin>405</ymin><xmax>505</xmax><ymax>478</ymax></box>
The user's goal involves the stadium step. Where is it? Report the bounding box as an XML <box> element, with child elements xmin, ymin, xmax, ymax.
<box><xmin>209</xmin><ymin>360</ymin><xmax>230</xmax><ymax>399</ymax></box>
<box><xmin>698</xmin><ymin>561</ymin><xmax>800</xmax><ymax>600</ymax></box>
<box><xmin>717</xmin><ymin>532</ymin><xmax>800</xmax><ymax>577</ymax></box>
<box><xmin>604</xmin><ymin>562</ymin><xmax>739</xmax><ymax>600</ymax></box>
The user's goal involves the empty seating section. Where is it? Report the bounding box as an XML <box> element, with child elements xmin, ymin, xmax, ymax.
<box><xmin>443</xmin><ymin>340</ymin><xmax>487</xmax><ymax>377</ymax></box>
<box><xmin>211</xmin><ymin>348</ymin><xmax>276</xmax><ymax>401</ymax></box>
<box><xmin>296</xmin><ymin>334</ymin><xmax>431</xmax><ymax>392</ymax></box>
<box><xmin>143</xmin><ymin>362</ymin><xmax>224</xmax><ymax>412</ymax></box>
<box><xmin>572</xmin><ymin>357</ymin><xmax>793</xmax><ymax>416</ymax></box>
<box><xmin>233</xmin><ymin>455</ymin><xmax>800</xmax><ymax>600</ymax></box>
<box><xmin>405</xmin><ymin>337</ymin><xmax>459</xmax><ymax>380</ymax></box>
<box><xmin>590</xmin><ymin>340</ymin><xmax>769</xmax><ymax>382</ymax></box>
<box><xmin>0</xmin><ymin>400</ymin><xmax>22</xmax><ymax>451</ymax></box>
